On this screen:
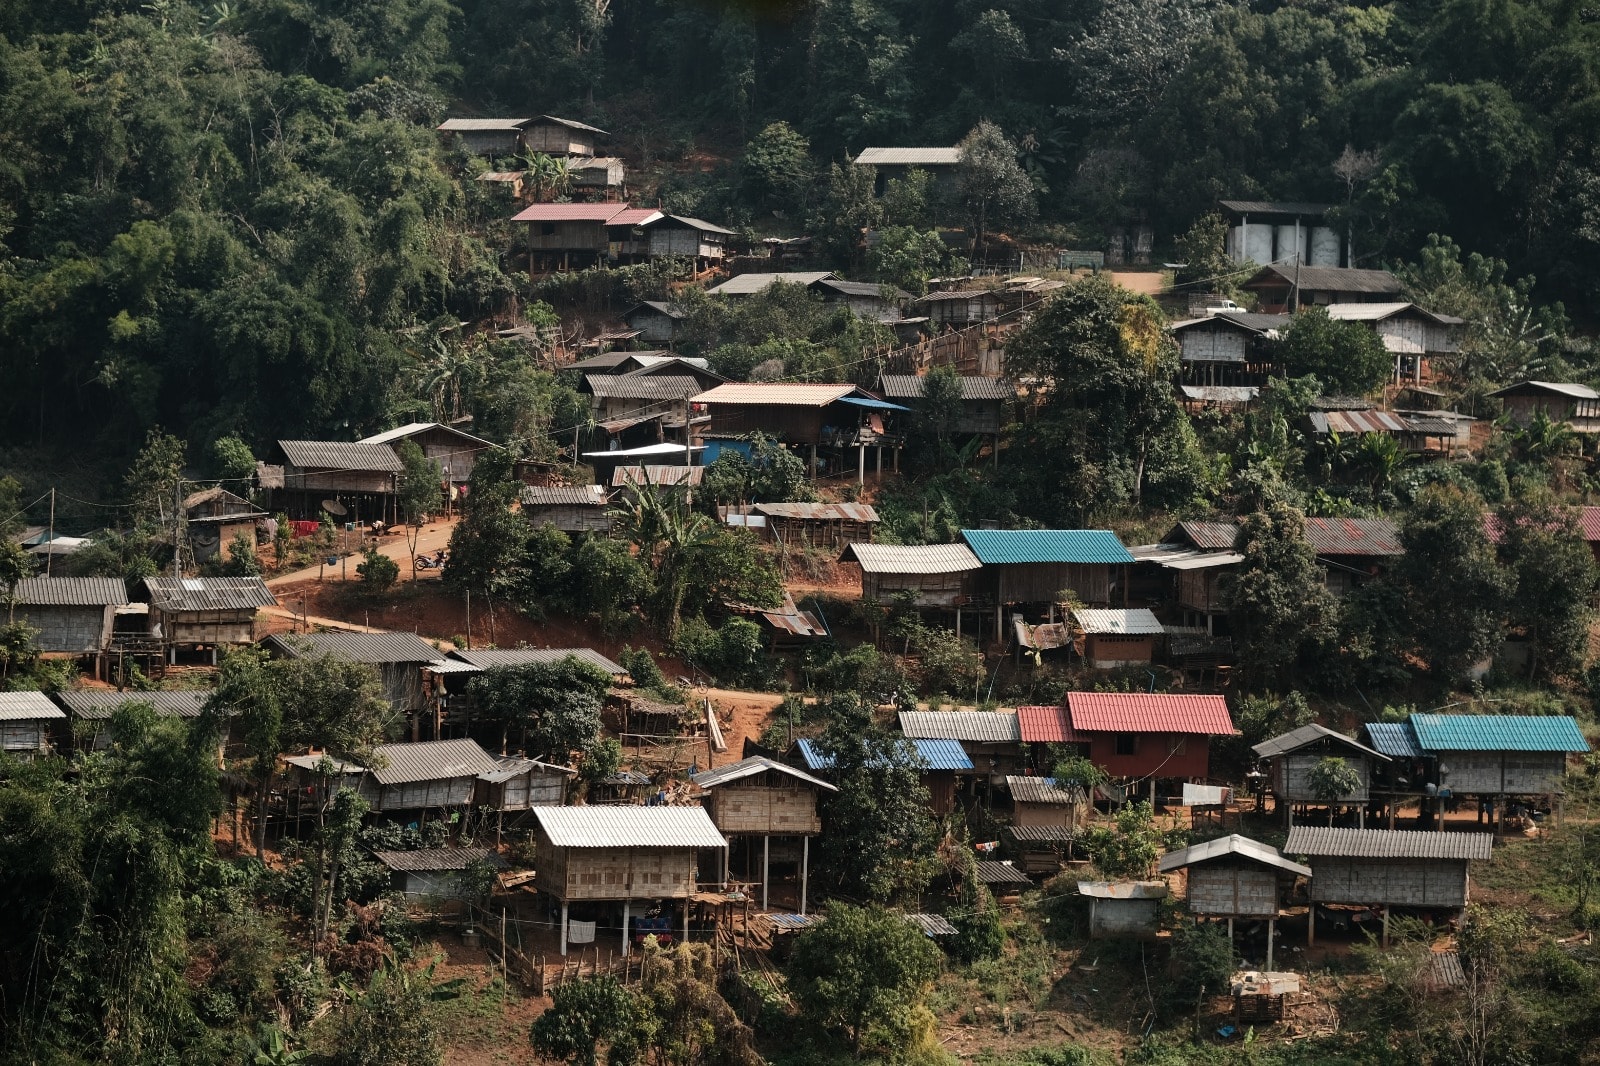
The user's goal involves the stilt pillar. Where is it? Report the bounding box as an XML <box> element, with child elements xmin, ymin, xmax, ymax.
<box><xmin>560</xmin><ymin>899</ymin><xmax>569</xmax><ymax>956</ymax></box>
<box><xmin>800</xmin><ymin>836</ymin><xmax>810</xmax><ymax>916</ymax></box>
<box><xmin>1267</xmin><ymin>916</ymin><xmax>1275</xmax><ymax>971</ymax></box>
<box><xmin>762</xmin><ymin>835</ymin><xmax>770</xmax><ymax>912</ymax></box>
<box><xmin>622</xmin><ymin>901</ymin><xmax>630</xmax><ymax>957</ymax></box>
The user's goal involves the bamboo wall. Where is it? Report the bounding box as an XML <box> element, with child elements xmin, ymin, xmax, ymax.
<box><xmin>1444</xmin><ymin>752</ymin><xmax>1566</xmax><ymax>795</ymax></box>
<box><xmin>476</xmin><ymin>771</ymin><xmax>567</xmax><ymax>811</ymax></box>
<box><xmin>534</xmin><ymin>835</ymin><xmax>701</xmax><ymax>901</ymax></box>
<box><xmin>861</xmin><ymin>569</ymin><xmax>975</xmax><ymax>608</ymax></box>
<box><xmin>0</xmin><ymin>721</ymin><xmax>48</xmax><ymax>754</ymax></box>
<box><xmin>705</xmin><ymin>785</ymin><xmax>822</xmax><ymax>835</ymax></box>
<box><xmin>371</xmin><ymin>776</ymin><xmax>477</xmax><ymax>811</ymax></box>
<box><xmin>1177</xmin><ymin>569</ymin><xmax>1227</xmax><ymax>613</ymax></box>
<box><xmin>524</xmin><ymin>505</ymin><xmax>612</xmax><ymax>534</ymax></box>
<box><xmin>1308</xmin><ymin>857</ymin><xmax>1469</xmax><ymax>907</ymax></box>
<box><xmin>14</xmin><ymin>604</ymin><xmax>112</xmax><ymax>653</ymax></box>
<box><xmin>993</xmin><ymin>562</ymin><xmax>1113</xmax><ymax>605</ymax></box>
<box><xmin>1185</xmin><ymin>863</ymin><xmax>1282</xmax><ymax>917</ymax></box>
<box><xmin>1012</xmin><ymin>799</ymin><xmax>1082</xmax><ymax>828</ymax></box>
<box><xmin>1274</xmin><ymin>753</ymin><xmax>1373</xmax><ymax>803</ymax></box>
<box><xmin>160</xmin><ymin>609</ymin><xmax>259</xmax><ymax>646</ymax></box>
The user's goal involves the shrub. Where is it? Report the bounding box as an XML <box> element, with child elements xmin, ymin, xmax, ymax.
<box><xmin>356</xmin><ymin>548</ymin><xmax>399</xmax><ymax>592</ymax></box>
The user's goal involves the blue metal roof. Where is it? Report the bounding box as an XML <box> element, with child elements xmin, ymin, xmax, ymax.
<box><xmin>1410</xmin><ymin>714</ymin><xmax>1590</xmax><ymax>753</ymax></box>
<box><xmin>794</xmin><ymin>737</ymin><xmax>974</xmax><ymax>772</ymax></box>
<box><xmin>961</xmin><ymin>529</ymin><xmax>1135</xmax><ymax>565</ymax></box>
<box><xmin>1363</xmin><ymin>722</ymin><xmax>1424</xmax><ymax>759</ymax></box>
<box><xmin>835</xmin><ymin>396</ymin><xmax>912</xmax><ymax>412</ymax></box>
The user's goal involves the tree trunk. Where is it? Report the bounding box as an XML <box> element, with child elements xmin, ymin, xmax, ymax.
<box><xmin>254</xmin><ymin>767</ymin><xmax>271</xmax><ymax>859</ymax></box>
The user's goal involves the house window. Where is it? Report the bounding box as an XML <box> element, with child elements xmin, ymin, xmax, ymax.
<box><xmin>540</xmin><ymin>223</ymin><xmax>557</xmax><ymax>236</ymax></box>
<box><xmin>1115</xmin><ymin>734</ymin><xmax>1138</xmax><ymax>756</ymax></box>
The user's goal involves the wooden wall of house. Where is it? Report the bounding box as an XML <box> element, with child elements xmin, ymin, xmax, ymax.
<box><xmin>1184</xmin><ymin>863</ymin><xmax>1282</xmax><ymax>917</ymax></box>
<box><xmin>1012</xmin><ymin>799</ymin><xmax>1081</xmax><ymax>828</ymax></box>
<box><xmin>534</xmin><ymin>839</ymin><xmax>700</xmax><ymax>900</ymax></box>
<box><xmin>374</xmin><ymin>663</ymin><xmax>427</xmax><ymax>713</ymax></box>
<box><xmin>626</xmin><ymin>310</ymin><xmax>679</xmax><ymax>344</ymax></box>
<box><xmin>954</xmin><ymin>400</ymin><xmax>1003</xmax><ymax>435</ymax></box>
<box><xmin>861</xmin><ymin>569</ymin><xmax>976</xmax><ymax>608</ymax></box>
<box><xmin>525</xmin><ymin>505</ymin><xmax>612</xmax><ymax>534</ymax></box>
<box><xmin>1085</xmin><ymin>634</ymin><xmax>1154</xmax><ymax>667</ymax></box>
<box><xmin>1376</xmin><ymin>315</ymin><xmax>1458</xmax><ymax>356</ymax></box>
<box><xmin>707</xmin><ymin>405</ymin><xmax>828</xmax><ymax>444</ymax></box>
<box><xmin>994</xmin><ymin>562</ymin><xmax>1113</xmax><ymax>605</ymax></box>
<box><xmin>529</xmin><ymin>220</ymin><xmax>608</xmax><ymax>252</ymax></box>
<box><xmin>1179</xmin><ymin>327</ymin><xmax>1249</xmax><ymax>363</ymax></box>
<box><xmin>1273</xmin><ymin>752</ymin><xmax>1373</xmax><ymax>803</ymax></box>
<box><xmin>398</xmin><ymin>869</ymin><xmax>474</xmax><ymax>900</ymax></box>
<box><xmin>1308</xmin><ymin>857</ymin><xmax>1470</xmax><ymax>907</ymax></box>
<box><xmin>285</xmin><ymin>469</ymin><xmax>396</xmax><ymax>495</ymax></box>
<box><xmin>1444</xmin><ymin>752</ymin><xmax>1567</xmax><ymax>795</ymax></box>
<box><xmin>963</xmin><ymin>741</ymin><xmax>1019</xmax><ymax>779</ymax></box>
<box><xmin>649</xmin><ymin>227</ymin><xmax>716</xmax><ymax>259</ymax></box>
<box><xmin>1085</xmin><ymin>732</ymin><xmax>1211</xmax><ymax>780</ymax></box>
<box><xmin>0</xmin><ymin>720</ymin><xmax>49</xmax><ymax>754</ymax></box>
<box><xmin>524</xmin><ymin>125</ymin><xmax>595</xmax><ymax>156</ymax></box>
<box><xmin>405</xmin><ymin>428</ymin><xmax>482</xmax><ymax>483</ymax></box>
<box><xmin>927</xmin><ymin>770</ymin><xmax>956</xmax><ymax>816</ymax></box>
<box><xmin>1177</xmin><ymin>569</ymin><xmax>1228</xmax><ymax>613</ymax></box>
<box><xmin>706</xmin><ymin>785</ymin><xmax>823</xmax><ymax>835</ymax></box>
<box><xmin>768</xmin><ymin>516</ymin><xmax>875</xmax><ymax>550</ymax></box>
<box><xmin>15</xmin><ymin>604</ymin><xmax>112</xmax><ymax>654</ymax></box>
<box><xmin>457</xmin><ymin>130</ymin><xmax>521</xmax><ymax>155</ymax></box>
<box><xmin>372</xmin><ymin>776</ymin><xmax>476</xmax><ymax>811</ymax></box>
<box><xmin>160</xmin><ymin>609</ymin><xmax>258</xmax><ymax>646</ymax></box>
<box><xmin>475</xmin><ymin>772</ymin><xmax>567</xmax><ymax>811</ymax></box>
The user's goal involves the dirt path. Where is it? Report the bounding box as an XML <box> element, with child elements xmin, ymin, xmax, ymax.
<box><xmin>266</xmin><ymin>518</ymin><xmax>458</xmax><ymax>588</ymax></box>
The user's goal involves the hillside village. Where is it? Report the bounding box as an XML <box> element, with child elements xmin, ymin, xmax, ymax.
<box><xmin>6</xmin><ymin>3</ymin><xmax>1600</xmax><ymax>1066</ymax></box>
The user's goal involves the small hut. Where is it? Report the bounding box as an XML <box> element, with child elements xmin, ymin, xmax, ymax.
<box><xmin>1005</xmin><ymin>775</ymin><xmax>1087</xmax><ymax>873</ymax></box>
<box><xmin>473</xmin><ymin>757</ymin><xmax>574</xmax><ymax>812</ymax></box>
<box><xmin>10</xmin><ymin>576</ymin><xmax>127</xmax><ymax>677</ymax></box>
<box><xmin>0</xmin><ymin>691</ymin><xmax>65</xmax><ymax>759</ymax></box>
<box><xmin>692</xmin><ymin>756</ymin><xmax>838</xmax><ymax>913</ymax></box>
<box><xmin>372</xmin><ymin>847</ymin><xmax>508</xmax><ymax>901</ymax></box>
<box><xmin>838</xmin><ymin>542</ymin><xmax>984</xmax><ymax>622</ymax></box>
<box><xmin>141</xmin><ymin>576</ymin><xmax>276</xmax><ymax>661</ymax></box>
<box><xmin>57</xmin><ymin>689</ymin><xmax>212</xmax><ymax>752</ymax></box>
<box><xmin>530</xmin><ymin>806</ymin><xmax>727</xmax><ymax>955</ymax></box>
<box><xmin>1072</xmin><ymin>608</ymin><xmax>1164</xmax><ymax>668</ymax></box>
<box><xmin>723</xmin><ymin>502</ymin><xmax>879</xmax><ymax>549</ymax></box>
<box><xmin>286</xmin><ymin>738</ymin><xmax>504</xmax><ymax>817</ymax></box>
<box><xmin>1252</xmin><ymin>723</ymin><xmax>1389</xmax><ymax>822</ymax></box>
<box><xmin>899</xmin><ymin>710</ymin><xmax>1021</xmax><ymax>781</ymax></box>
<box><xmin>263</xmin><ymin>630</ymin><xmax>438</xmax><ymax>722</ymax></box>
<box><xmin>1284</xmin><ymin>826</ymin><xmax>1494</xmax><ymax>946</ymax></box>
<box><xmin>1078</xmin><ymin>881</ymin><xmax>1168</xmax><ymax>938</ymax></box>
<box><xmin>793</xmin><ymin>737</ymin><xmax>972</xmax><ymax>816</ymax></box>
<box><xmin>183</xmin><ymin>487</ymin><xmax>266</xmax><ymax>563</ymax></box>
<box><xmin>1158</xmin><ymin>834</ymin><xmax>1310</xmax><ymax>969</ymax></box>
<box><xmin>520</xmin><ymin>485</ymin><xmax>612</xmax><ymax>534</ymax></box>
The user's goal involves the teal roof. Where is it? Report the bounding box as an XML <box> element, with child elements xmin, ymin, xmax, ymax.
<box><xmin>961</xmin><ymin>529</ymin><xmax>1135</xmax><ymax>565</ymax></box>
<box><xmin>1363</xmin><ymin>722</ymin><xmax>1424</xmax><ymax>759</ymax></box>
<box><xmin>1410</xmin><ymin>714</ymin><xmax>1589</xmax><ymax>753</ymax></box>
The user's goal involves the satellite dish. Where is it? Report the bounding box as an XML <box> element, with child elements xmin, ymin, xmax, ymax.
<box><xmin>322</xmin><ymin>499</ymin><xmax>348</xmax><ymax>516</ymax></box>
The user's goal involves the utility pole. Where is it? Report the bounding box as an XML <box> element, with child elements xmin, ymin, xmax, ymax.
<box><xmin>682</xmin><ymin>398</ymin><xmax>694</xmax><ymax>508</ymax></box>
<box><xmin>173</xmin><ymin>477</ymin><xmax>185</xmax><ymax>577</ymax></box>
<box><xmin>45</xmin><ymin>488</ymin><xmax>55</xmax><ymax>577</ymax></box>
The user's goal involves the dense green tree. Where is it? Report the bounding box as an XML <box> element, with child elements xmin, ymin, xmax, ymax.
<box><xmin>327</xmin><ymin>957</ymin><xmax>449</xmax><ymax>1066</ymax></box>
<box><xmin>868</xmin><ymin>226</ymin><xmax>964</xmax><ymax>296</ymax></box>
<box><xmin>1224</xmin><ymin>502</ymin><xmax>1339</xmax><ymax>690</ymax></box>
<box><xmin>1495</xmin><ymin>492</ymin><xmax>1598</xmax><ymax>682</ymax></box>
<box><xmin>741</xmin><ymin>121</ymin><xmax>813</xmax><ymax>215</ymax></box>
<box><xmin>466</xmin><ymin>655</ymin><xmax>613</xmax><ymax>762</ymax></box>
<box><xmin>1084</xmin><ymin>800</ymin><xmax>1162</xmax><ymax>878</ymax></box>
<box><xmin>1306</xmin><ymin>758</ymin><xmax>1364</xmax><ymax>824</ymax></box>
<box><xmin>956</xmin><ymin>121</ymin><xmax>1036</xmax><ymax>255</ymax></box>
<box><xmin>530</xmin><ymin>974</ymin><xmax>643</xmax><ymax>1066</ymax></box>
<box><xmin>1278</xmin><ymin>308</ymin><xmax>1393</xmax><ymax>395</ymax></box>
<box><xmin>396</xmin><ymin>440</ymin><xmax>443</xmax><ymax>581</ymax></box>
<box><xmin>571</xmin><ymin>536</ymin><xmax>652</xmax><ymax>638</ymax></box>
<box><xmin>787</xmin><ymin>902</ymin><xmax>943</xmax><ymax>1058</ymax></box>
<box><xmin>1395</xmin><ymin>484</ymin><xmax>1509</xmax><ymax>683</ymax></box>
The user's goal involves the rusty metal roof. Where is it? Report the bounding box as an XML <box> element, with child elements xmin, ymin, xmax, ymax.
<box><xmin>58</xmin><ymin>690</ymin><xmax>209</xmax><ymax>720</ymax></box>
<box><xmin>1300</xmin><ymin>516</ymin><xmax>1402</xmax><ymax>556</ymax></box>
<box><xmin>144</xmin><ymin>577</ymin><xmax>277</xmax><ymax>612</ymax></box>
<box><xmin>1159</xmin><ymin>834</ymin><xmax>1312</xmax><ymax>877</ymax></box>
<box><xmin>977</xmin><ymin>861</ymin><xmax>1035</xmax><ymax>886</ymax></box>
<box><xmin>534</xmin><ymin>806</ymin><xmax>726</xmax><ymax>849</ymax></box>
<box><xmin>838</xmin><ymin>542</ymin><xmax>981</xmax><ymax>574</ymax></box>
<box><xmin>1005</xmin><ymin>775</ymin><xmax>1086</xmax><ymax>805</ymax></box>
<box><xmin>0</xmin><ymin>692</ymin><xmax>66</xmax><ymax>721</ymax></box>
<box><xmin>876</xmin><ymin>374</ymin><xmax>1014</xmax><ymax>401</ymax></box>
<box><xmin>1320</xmin><ymin>409</ymin><xmax>1409</xmax><ymax>435</ymax></box>
<box><xmin>1067</xmin><ymin>692</ymin><xmax>1236</xmax><ymax>735</ymax></box>
<box><xmin>753</xmin><ymin>502</ymin><xmax>879</xmax><ymax>522</ymax></box>
<box><xmin>919</xmin><ymin>290</ymin><xmax>996</xmax><ymax>301</ymax></box>
<box><xmin>1175</xmin><ymin>521</ymin><xmax>1241</xmax><ymax>551</ymax></box>
<box><xmin>12</xmin><ymin>576</ymin><xmax>128</xmax><ymax>607</ymax></box>
<box><xmin>264</xmin><ymin>630</ymin><xmax>439</xmax><ymax>664</ymax></box>
<box><xmin>367</xmin><ymin>739</ymin><xmax>502</xmax><ymax>786</ymax></box>
<box><xmin>612</xmin><ymin>465</ymin><xmax>704</xmax><ymax>487</ymax></box>
<box><xmin>1077</xmin><ymin>880</ymin><xmax>1168</xmax><ymax>899</ymax></box>
<box><xmin>692</xmin><ymin>383</ymin><xmax>859</xmax><ymax>406</ymax></box>
<box><xmin>372</xmin><ymin>847</ymin><xmax>507</xmax><ymax>872</ymax></box>
<box><xmin>1284</xmin><ymin>827</ymin><xmax>1493</xmax><ymax>860</ymax></box>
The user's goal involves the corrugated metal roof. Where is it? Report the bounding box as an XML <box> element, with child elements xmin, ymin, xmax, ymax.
<box><xmin>448</xmin><ymin>647</ymin><xmax>626</xmax><ymax>675</ymax></box>
<box><xmin>1162</xmin><ymin>552</ymin><xmax>1244</xmax><ymax>571</ymax></box>
<box><xmin>1490</xmin><ymin>380</ymin><xmax>1600</xmax><ymax>400</ymax></box>
<box><xmin>57</xmin><ymin>690</ymin><xmax>209</xmax><ymax>720</ymax></box>
<box><xmin>437</xmin><ymin>117</ymin><xmax>532</xmax><ymax>131</ymax></box>
<box><xmin>903</xmin><ymin>912</ymin><xmax>958</xmax><ymax>936</ymax></box>
<box><xmin>1404</xmin><ymin>414</ymin><xmax>1459</xmax><ymax>435</ymax></box>
<box><xmin>854</xmin><ymin>147</ymin><xmax>963</xmax><ymax>166</ymax></box>
<box><xmin>358</xmin><ymin>422</ymin><xmax>494</xmax><ymax>448</ymax></box>
<box><xmin>816</xmin><ymin>278</ymin><xmax>909</xmax><ymax>300</ymax></box>
<box><xmin>1177</xmin><ymin>521</ymin><xmax>1242</xmax><ymax>551</ymax></box>
<box><xmin>584</xmin><ymin>374</ymin><xmax>701</xmax><ymax>400</ymax></box>
<box><xmin>898</xmin><ymin>711</ymin><xmax>1020</xmax><ymax>742</ymax></box>
<box><xmin>1016</xmin><ymin>705</ymin><xmax>1091</xmax><ymax>744</ymax></box>
<box><xmin>0</xmin><ymin>691</ymin><xmax>66</xmax><ymax>720</ymax></box>
<box><xmin>368</xmin><ymin>739</ymin><xmax>502</xmax><ymax>786</ymax></box>
<box><xmin>531</xmin><ymin>114</ymin><xmax>610</xmax><ymax>135</ymax></box>
<box><xmin>1284</xmin><ymin>827</ymin><xmax>1493</xmax><ymax>860</ymax></box>
<box><xmin>876</xmin><ymin>374</ymin><xmax>1014</xmax><ymax>401</ymax></box>
<box><xmin>1252</xmin><ymin>723</ymin><xmax>1388</xmax><ymax>761</ymax></box>
<box><xmin>761</xmin><ymin>608</ymin><xmax>827</xmax><ymax>639</ymax></box>
<box><xmin>624</xmin><ymin>300</ymin><xmax>686</xmax><ymax>320</ymax></box>
<box><xmin>1005</xmin><ymin>775</ymin><xmax>1086</xmax><ymax>805</ymax></box>
<box><xmin>426</xmin><ymin>658</ymin><xmax>481</xmax><ymax>675</ymax></box>
<box><xmin>764</xmin><ymin>912</ymin><xmax>821</xmax><ymax>930</ymax></box>
<box><xmin>1423</xmin><ymin>951</ymin><xmax>1465</xmax><ymax>990</ymax></box>
<box><xmin>1078</xmin><ymin>880</ymin><xmax>1168</xmax><ymax>899</ymax></box>
<box><xmin>372</xmin><ymin>847</ymin><xmax>506</xmax><ymax>872</ymax></box>
<box><xmin>1067</xmin><ymin>692</ymin><xmax>1236</xmax><ymax>735</ymax></box>
<box><xmin>977</xmin><ymin>860</ymin><xmax>1035</xmax><ymax>886</ymax></box>
<box><xmin>1218</xmin><ymin>199</ymin><xmax>1334</xmax><ymax>216</ymax></box>
<box><xmin>1008</xmin><ymin>824</ymin><xmax>1078</xmax><ymax>842</ymax></box>
<box><xmin>1301</xmin><ymin>516</ymin><xmax>1402</xmax><ymax>556</ymax></box>
<box><xmin>793</xmin><ymin>737</ymin><xmax>974</xmax><ymax>771</ymax></box>
<box><xmin>511</xmin><ymin>203</ymin><xmax>644</xmax><ymax>223</ymax></box>
<box><xmin>1072</xmin><ymin>608</ymin><xmax>1164</xmax><ymax>635</ymax></box>
<box><xmin>691</xmin><ymin>756</ymin><xmax>838</xmax><ymax>791</ymax></box>
<box><xmin>652</xmin><ymin>214</ymin><xmax>736</xmax><ymax>236</ymax></box>
<box><xmin>706</xmin><ymin>272</ymin><xmax>836</xmax><ymax>296</ymax></box>
<box><xmin>1246</xmin><ymin>265</ymin><xmax>1401</xmax><ymax>294</ymax></box>
<box><xmin>612</xmin><ymin>466</ymin><xmax>704</xmax><ymax>488</ymax></box>
<box><xmin>692</xmin><ymin>383</ymin><xmax>859</xmax><ymax>406</ymax></box>
<box><xmin>1410</xmin><ymin>714</ymin><xmax>1589</xmax><ymax>753</ymax></box>
<box><xmin>534</xmin><ymin>806</ymin><xmax>726</xmax><ymax>848</ymax></box>
<box><xmin>476</xmin><ymin>756</ymin><xmax>576</xmax><ymax>784</ymax></box>
<box><xmin>278</xmin><ymin>440</ymin><xmax>403</xmax><ymax>472</ymax></box>
<box><xmin>1180</xmin><ymin>386</ymin><xmax>1261</xmax><ymax>404</ymax></box>
<box><xmin>1159</xmin><ymin>834</ymin><xmax>1312</xmax><ymax>877</ymax></box>
<box><xmin>753</xmin><ymin>502</ymin><xmax>879</xmax><ymax>522</ymax></box>
<box><xmin>521</xmin><ymin>485</ymin><xmax>610</xmax><ymax>507</ymax></box>
<box><xmin>961</xmin><ymin>529</ymin><xmax>1135</xmax><ymax>565</ymax></box>
<box><xmin>12</xmin><ymin>576</ymin><xmax>128</xmax><ymax>606</ymax></box>
<box><xmin>919</xmin><ymin>290</ymin><xmax>997</xmax><ymax>302</ymax></box>
<box><xmin>1321</xmin><ymin>409</ymin><xmax>1409</xmax><ymax>435</ymax></box>
<box><xmin>838</xmin><ymin>542</ymin><xmax>982</xmax><ymax>574</ymax></box>
<box><xmin>266</xmin><ymin>630</ymin><xmax>439</xmax><ymax>664</ymax></box>
<box><xmin>1363</xmin><ymin>722</ymin><xmax>1425</xmax><ymax>759</ymax></box>
<box><xmin>144</xmin><ymin>576</ymin><xmax>277</xmax><ymax>612</ymax></box>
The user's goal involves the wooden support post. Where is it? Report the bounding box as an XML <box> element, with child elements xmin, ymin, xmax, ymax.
<box><xmin>682</xmin><ymin>900</ymin><xmax>690</xmax><ymax>943</ymax></box>
<box><xmin>1388</xmin><ymin>802</ymin><xmax>1395</xmax><ymax>830</ymax></box>
<box><xmin>1267</xmin><ymin>916</ymin><xmax>1275</xmax><ymax>971</ymax></box>
<box><xmin>622</xmin><ymin>900</ymin><xmax>630</xmax><ymax>958</ymax></box>
<box><xmin>800</xmin><ymin>836</ymin><xmax>809</xmax><ymax>917</ymax></box>
<box><xmin>560</xmin><ymin>899</ymin><xmax>569</xmax><ymax>956</ymax></box>
<box><xmin>1382</xmin><ymin>905</ymin><xmax>1391</xmax><ymax>949</ymax></box>
<box><xmin>876</xmin><ymin>446</ymin><xmax>883</xmax><ymax>475</ymax></box>
<box><xmin>1307</xmin><ymin>903</ymin><xmax>1316</xmax><ymax>947</ymax></box>
<box><xmin>1359</xmin><ymin>806</ymin><xmax>1365</xmax><ymax>829</ymax></box>
<box><xmin>762</xmin><ymin>835</ymin><xmax>770</xmax><ymax>912</ymax></box>
<box><xmin>857</xmin><ymin>443</ymin><xmax>865</xmax><ymax>486</ymax></box>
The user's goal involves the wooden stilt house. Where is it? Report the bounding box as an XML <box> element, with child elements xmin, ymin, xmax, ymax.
<box><xmin>1159</xmin><ymin>834</ymin><xmax>1310</xmax><ymax>970</ymax></box>
<box><xmin>1252</xmin><ymin>723</ymin><xmax>1389</xmax><ymax>823</ymax></box>
<box><xmin>692</xmin><ymin>756</ymin><xmax>837</xmax><ymax>914</ymax></box>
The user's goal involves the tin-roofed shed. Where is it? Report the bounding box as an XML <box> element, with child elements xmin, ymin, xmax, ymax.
<box><xmin>1160</xmin><ymin>834</ymin><xmax>1309</xmax><ymax>967</ymax></box>
<box><xmin>0</xmin><ymin>691</ymin><xmax>66</xmax><ymax>759</ymax></box>
<box><xmin>373</xmin><ymin>847</ymin><xmax>509</xmax><ymax>901</ymax></box>
<box><xmin>961</xmin><ymin>529</ymin><xmax>1134</xmax><ymax>614</ymax></box>
<box><xmin>142</xmin><ymin>577</ymin><xmax>276</xmax><ymax>660</ymax></box>
<box><xmin>263</xmin><ymin>630</ymin><xmax>438</xmax><ymax>719</ymax></box>
<box><xmin>1252</xmin><ymin>723</ymin><xmax>1389</xmax><ymax>815</ymax></box>
<box><xmin>286</xmin><ymin>738</ymin><xmax>505</xmax><ymax>814</ymax></box>
<box><xmin>1079</xmin><ymin>881</ymin><xmax>1168</xmax><ymax>938</ymax></box>
<box><xmin>899</xmin><ymin>710</ymin><xmax>1021</xmax><ymax>780</ymax></box>
<box><xmin>11</xmin><ymin>576</ymin><xmax>127</xmax><ymax>669</ymax></box>
<box><xmin>839</xmin><ymin>542</ymin><xmax>983</xmax><ymax>610</ymax></box>
<box><xmin>520</xmin><ymin>484</ymin><xmax>612</xmax><ymax>534</ymax></box>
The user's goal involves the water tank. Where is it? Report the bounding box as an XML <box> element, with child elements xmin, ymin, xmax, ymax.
<box><xmin>1243</xmin><ymin>224</ymin><xmax>1274</xmax><ymax>265</ymax></box>
<box><xmin>1275</xmin><ymin>224</ymin><xmax>1307</xmax><ymax>265</ymax></box>
<box><xmin>1229</xmin><ymin>226</ymin><xmax>1249</xmax><ymax>263</ymax></box>
<box><xmin>1310</xmin><ymin>226</ymin><xmax>1341</xmax><ymax>266</ymax></box>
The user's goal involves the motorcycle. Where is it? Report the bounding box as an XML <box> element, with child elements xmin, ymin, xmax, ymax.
<box><xmin>415</xmin><ymin>550</ymin><xmax>448</xmax><ymax>571</ymax></box>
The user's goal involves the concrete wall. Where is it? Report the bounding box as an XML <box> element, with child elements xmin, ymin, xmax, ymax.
<box><xmin>1089</xmin><ymin>897</ymin><xmax>1161</xmax><ymax>937</ymax></box>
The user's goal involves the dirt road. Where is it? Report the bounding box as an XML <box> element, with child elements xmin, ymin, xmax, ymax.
<box><xmin>266</xmin><ymin>517</ymin><xmax>458</xmax><ymax>588</ymax></box>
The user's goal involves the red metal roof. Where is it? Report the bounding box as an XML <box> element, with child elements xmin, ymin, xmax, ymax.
<box><xmin>1300</xmin><ymin>516</ymin><xmax>1402</xmax><ymax>556</ymax></box>
<box><xmin>608</xmin><ymin>207</ymin><xmax>660</xmax><ymax>226</ymax></box>
<box><xmin>1065</xmin><ymin>693</ymin><xmax>1236</xmax><ymax>735</ymax></box>
<box><xmin>1484</xmin><ymin>506</ymin><xmax>1600</xmax><ymax>545</ymax></box>
<box><xmin>1016</xmin><ymin>705</ymin><xmax>1092</xmax><ymax>744</ymax></box>
<box><xmin>511</xmin><ymin>203</ymin><xmax>635</xmax><ymax>223</ymax></box>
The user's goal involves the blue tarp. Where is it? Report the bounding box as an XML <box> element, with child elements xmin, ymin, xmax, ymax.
<box><xmin>834</xmin><ymin>396</ymin><xmax>911</xmax><ymax>412</ymax></box>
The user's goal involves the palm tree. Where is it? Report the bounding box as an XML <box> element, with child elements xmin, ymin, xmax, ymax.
<box><xmin>521</xmin><ymin>153</ymin><xmax>573</xmax><ymax>201</ymax></box>
<box><xmin>611</xmin><ymin>484</ymin><xmax>717</xmax><ymax>638</ymax></box>
<box><xmin>1514</xmin><ymin>410</ymin><xmax>1578</xmax><ymax>463</ymax></box>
